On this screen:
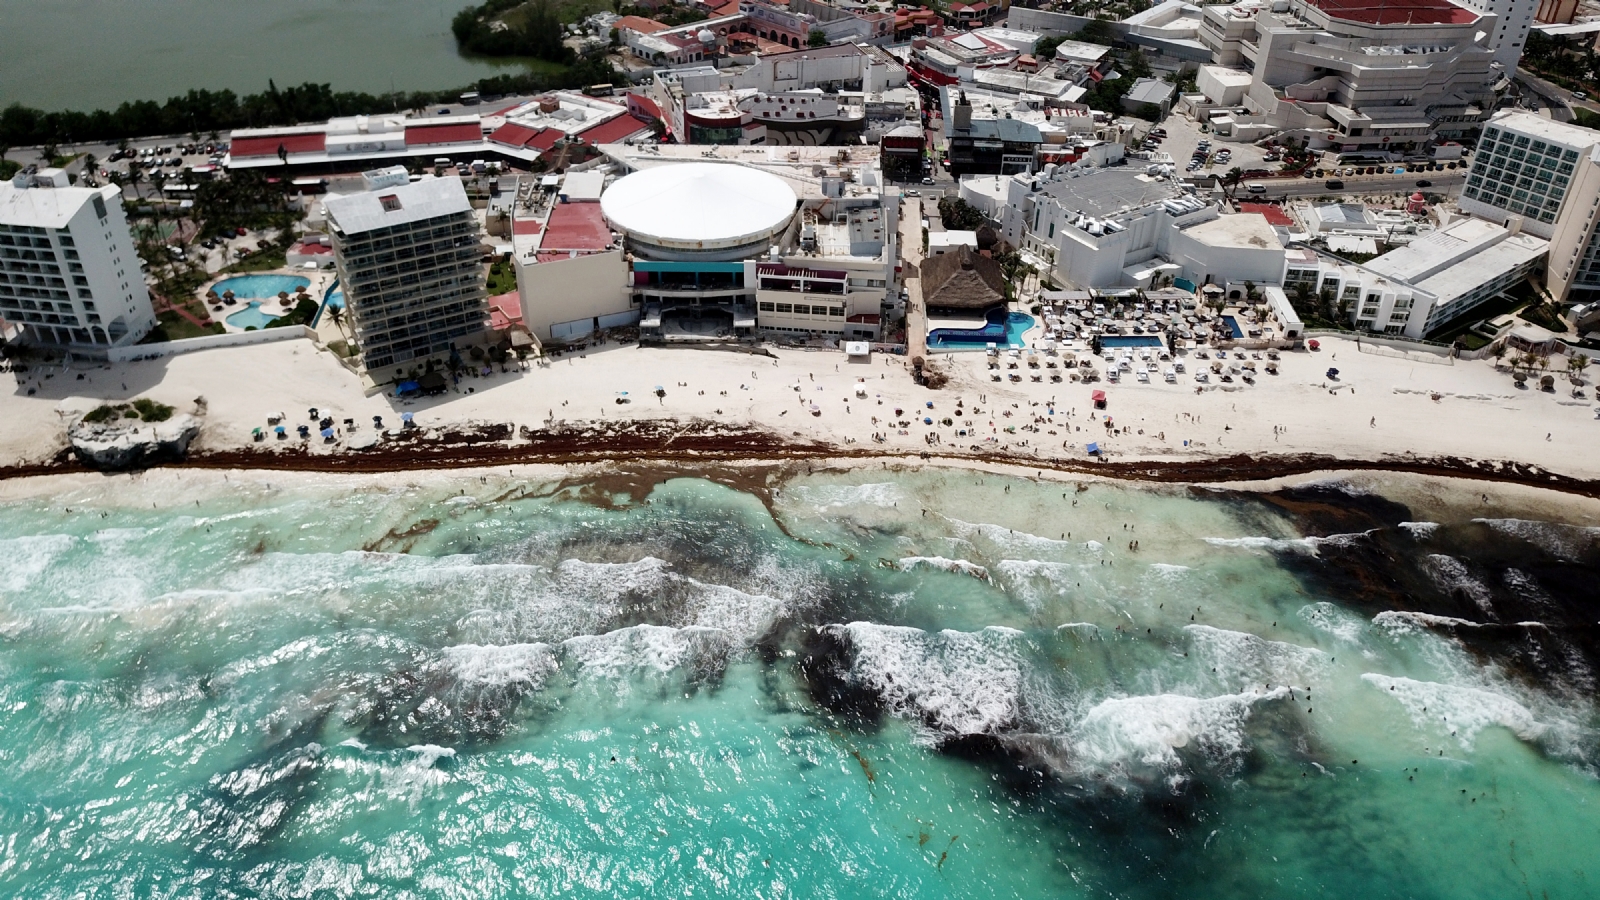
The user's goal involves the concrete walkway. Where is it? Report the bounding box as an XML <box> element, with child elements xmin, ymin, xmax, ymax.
<box><xmin>900</xmin><ymin>196</ymin><xmax>928</xmax><ymax>360</ymax></box>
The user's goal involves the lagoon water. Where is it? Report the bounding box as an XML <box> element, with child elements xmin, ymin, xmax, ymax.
<box><xmin>0</xmin><ymin>467</ymin><xmax>1596</xmax><ymax>897</ymax></box>
<box><xmin>0</xmin><ymin>0</ymin><xmax>517</xmax><ymax>112</ymax></box>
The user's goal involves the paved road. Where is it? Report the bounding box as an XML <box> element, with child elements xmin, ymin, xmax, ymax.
<box><xmin>1232</xmin><ymin>171</ymin><xmax>1466</xmax><ymax>202</ymax></box>
<box><xmin>1516</xmin><ymin>69</ymin><xmax>1588</xmax><ymax>121</ymax></box>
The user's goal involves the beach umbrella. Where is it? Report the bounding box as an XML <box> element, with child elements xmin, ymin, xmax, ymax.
<box><xmin>223</xmin><ymin>290</ymin><xmax>235</xmax><ymax>300</ymax></box>
<box><xmin>923</xmin><ymin>417</ymin><xmax>933</xmax><ymax>425</ymax></box>
<box><xmin>1308</xmin><ymin>339</ymin><xmax>1320</xmax><ymax>350</ymax></box>
<box><xmin>401</xmin><ymin>412</ymin><xmax>415</xmax><ymax>423</ymax></box>
<box><xmin>320</xmin><ymin>427</ymin><xmax>334</xmax><ymax>440</ymax></box>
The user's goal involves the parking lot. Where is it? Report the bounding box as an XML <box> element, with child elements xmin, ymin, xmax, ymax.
<box><xmin>1129</xmin><ymin>113</ymin><xmax>1278</xmax><ymax>177</ymax></box>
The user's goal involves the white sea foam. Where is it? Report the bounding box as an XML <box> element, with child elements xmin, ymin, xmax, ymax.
<box><xmin>1066</xmin><ymin>688</ymin><xmax>1286</xmax><ymax>776</ymax></box>
<box><xmin>1399</xmin><ymin>521</ymin><xmax>1441</xmax><ymax>539</ymax></box>
<box><xmin>440</xmin><ymin>643</ymin><xmax>557</xmax><ymax>691</ymax></box>
<box><xmin>561</xmin><ymin>624</ymin><xmax>733</xmax><ymax>680</ymax></box>
<box><xmin>840</xmin><ymin>622</ymin><xmax>1031</xmax><ymax>741</ymax></box>
<box><xmin>993</xmin><ymin>560</ymin><xmax>1107</xmax><ymax>613</ymax></box>
<box><xmin>898</xmin><ymin>556</ymin><xmax>992</xmax><ymax>582</ymax></box>
<box><xmin>1298</xmin><ymin>602</ymin><xmax>1367</xmax><ymax>644</ymax></box>
<box><xmin>1473</xmin><ymin>518</ymin><xmax>1600</xmax><ymax>562</ymax></box>
<box><xmin>1361</xmin><ymin>674</ymin><xmax>1549</xmax><ymax>750</ymax></box>
<box><xmin>1372</xmin><ymin>610</ymin><xmax>1484</xmax><ymax>635</ymax></box>
<box><xmin>0</xmin><ymin>534</ymin><xmax>77</xmax><ymax>594</ymax></box>
<box><xmin>943</xmin><ymin>518</ymin><xmax>1075</xmax><ymax>555</ymax></box>
<box><xmin>1202</xmin><ymin>535</ymin><xmax>1319</xmax><ymax>555</ymax></box>
<box><xmin>792</xmin><ymin>482</ymin><xmax>906</xmax><ymax>511</ymax></box>
<box><xmin>381</xmin><ymin>744</ymin><xmax>457</xmax><ymax>807</ymax></box>
<box><xmin>681</xmin><ymin>581</ymin><xmax>785</xmax><ymax>646</ymax></box>
<box><xmin>1184</xmin><ymin>625</ymin><xmax>1327</xmax><ymax>690</ymax></box>
<box><xmin>1421</xmin><ymin>555</ymin><xmax>1496</xmax><ymax>617</ymax></box>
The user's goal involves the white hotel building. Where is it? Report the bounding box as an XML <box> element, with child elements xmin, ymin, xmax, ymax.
<box><xmin>0</xmin><ymin>169</ymin><xmax>156</xmax><ymax>353</ymax></box>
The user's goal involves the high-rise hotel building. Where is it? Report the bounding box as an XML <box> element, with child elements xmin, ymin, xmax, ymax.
<box><xmin>0</xmin><ymin>169</ymin><xmax>156</xmax><ymax>352</ymax></box>
<box><xmin>325</xmin><ymin>169</ymin><xmax>489</xmax><ymax>373</ymax></box>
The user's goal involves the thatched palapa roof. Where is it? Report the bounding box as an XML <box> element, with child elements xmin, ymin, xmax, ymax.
<box><xmin>919</xmin><ymin>245</ymin><xmax>1007</xmax><ymax>311</ymax></box>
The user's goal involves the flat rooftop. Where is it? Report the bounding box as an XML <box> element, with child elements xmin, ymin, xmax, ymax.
<box><xmin>325</xmin><ymin>176</ymin><xmax>472</xmax><ymax>235</ymax></box>
<box><xmin>1306</xmin><ymin>0</ymin><xmax>1478</xmax><ymax>26</ymax></box>
<box><xmin>1039</xmin><ymin>168</ymin><xmax>1184</xmax><ymax>219</ymax></box>
<box><xmin>1181</xmin><ymin>213</ymin><xmax>1283</xmax><ymax>250</ymax></box>
<box><xmin>1485</xmin><ymin>109</ymin><xmax>1600</xmax><ymax>148</ymax></box>
<box><xmin>539</xmin><ymin>202</ymin><xmax>613</xmax><ymax>255</ymax></box>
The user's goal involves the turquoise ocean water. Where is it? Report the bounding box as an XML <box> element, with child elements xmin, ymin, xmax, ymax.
<box><xmin>0</xmin><ymin>468</ymin><xmax>1595</xmax><ymax>898</ymax></box>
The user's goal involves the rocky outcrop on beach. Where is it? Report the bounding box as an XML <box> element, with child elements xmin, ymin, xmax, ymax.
<box><xmin>68</xmin><ymin>414</ymin><xmax>202</xmax><ymax>470</ymax></box>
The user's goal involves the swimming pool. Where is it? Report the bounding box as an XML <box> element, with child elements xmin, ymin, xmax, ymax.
<box><xmin>1222</xmin><ymin>315</ymin><xmax>1244</xmax><ymax>339</ymax></box>
<box><xmin>212</xmin><ymin>274</ymin><xmax>311</xmax><ymax>300</ymax></box>
<box><xmin>928</xmin><ymin>311</ymin><xmax>1034</xmax><ymax>351</ymax></box>
<box><xmin>225</xmin><ymin>301</ymin><xmax>280</xmax><ymax>330</ymax></box>
<box><xmin>1100</xmin><ymin>335</ymin><xmax>1164</xmax><ymax>349</ymax></box>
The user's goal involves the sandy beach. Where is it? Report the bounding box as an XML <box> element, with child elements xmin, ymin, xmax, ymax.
<box><xmin>2</xmin><ymin>331</ymin><xmax>1597</xmax><ymax>485</ymax></box>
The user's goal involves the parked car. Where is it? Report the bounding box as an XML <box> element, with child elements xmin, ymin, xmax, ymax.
<box><xmin>921</xmin><ymin>176</ymin><xmax>934</xmax><ymax>185</ymax></box>
<box><xmin>1326</xmin><ymin>179</ymin><xmax>1345</xmax><ymax>190</ymax></box>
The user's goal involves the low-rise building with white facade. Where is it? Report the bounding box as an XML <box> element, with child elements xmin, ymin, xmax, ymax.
<box><xmin>0</xmin><ymin>169</ymin><xmax>156</xmax><ymax>353</ymax></box>
<box><xmin>1282</xmin><ymin>217</ymin><xmax>1547</xmax><ymax>337</ymax></box>
<box><xmin>1003</xmin><ymin>164</ymin><xmax>1287</xmax><ymax>290</ymax></box>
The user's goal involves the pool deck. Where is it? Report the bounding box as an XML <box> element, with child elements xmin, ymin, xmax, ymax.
<box><xmin>201</xmin><ymin>269</ymin><xmax>339</xmax><ymax>334</ymax></box>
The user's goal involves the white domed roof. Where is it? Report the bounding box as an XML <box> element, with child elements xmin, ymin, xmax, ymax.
<box><xmin>601</xmin><ymin>163</ymin><xmax>797</xmax><ymax>254</ymax></box>
<box><xmin>698</xmin><ymin>29</ymin><xmax>716</xmax><ymax>42</ymax></box>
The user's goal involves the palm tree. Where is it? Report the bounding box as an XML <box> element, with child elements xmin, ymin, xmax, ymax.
<box><xmin>38</xmin><ymin>142</ymin><xmax>58</xmax><ymax>166</ymax></box>
<box><xmin>1492</xmin><ymin>341</ymin><xmax>1508</xmax><ymax>370</ymax></box>
<box><xmin>1224</xmin><ymin>166</ymin><xmax>1244</xmax><ymax>199</ymax></box>
<box><xmin>1569</xmin><ymin>352</ymin><xmax>1591</xmax><ymax>383</ymax></box>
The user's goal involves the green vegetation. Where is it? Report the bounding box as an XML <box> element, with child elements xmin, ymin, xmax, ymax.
<box><xmin>149</xmin><ymin>311</ymin><xmax>225</xmax><ymax>341</ymax></box>
<box><xmin>487</xmin><ymin>258</ymin><xmax>518</xmax><ymax>295</ymax></box>
<box><xmin>82</xmin><ymin>398</ymin><xmax>175</xmax><ymax>424</ymax></box>
<box><xmin>1</xmin><ymin>63</ymin><xmax>623</xmax><ymax>147</ymax></box>
<box><xmin>1575</xmin><ymin>108</ymin><xmax>1600</xmax><ymax>131</ymax></box>
<box><xmin>1521</xmin><ymin>31</ymin><xmax>1600</xmax><ymax>99</ymax></box>
<box><xmin>808</xmin><ymin>30</ymin><xmax>828</xmax><ymax>48</ymax></box>
<box><xmin>937</xmin><ymin>196</ymin><xmax>986</xmax><ymax>231</ymax></box>
<box><xmin>49</xmin><ymin>153</ymin><xmax>78</xmax><ymax>168</ymax></box>
<box><xmin>453</xmin><ymin>0</ymin><xmax>573</xmax><ymax>64</ymax></box>
<box><xmin>1518</xmin><ymin>297</ymin><xmax>1569</xmax><ymax>333</ymax></box>
<box><xmin>619</xmin><ymin>2</ymin><xmax>708</xmax><ymax>26</ymax></box>
<box><xmin>0</xmin><ymin>159</ymin><xmax>18</xmax><ymax>180</ymax></box>
<box><xmin>266</xmin><ymin>296</ymin><xmax>320</xmax><ymax>329</ymax></box>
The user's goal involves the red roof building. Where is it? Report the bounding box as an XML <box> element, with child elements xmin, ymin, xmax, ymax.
<box><xmin>575</xmin><ymin>114</ymin><xmax>654</xmax><ymax>145</ymax></box>
<box><xmin>1306</xmin><ymin>0</ymin><xmax>1477</xmax><ymax>25</ymax></box>
<box><xmin>615</xmin><ymin>15</ymin><xmax>670</xmax><ymax>33</ymax></box>
<box><xmin>404</xmin><ymin>122</ymin><xmax>484</xmax><ymax>146</ymax></box>
<box><xmin>230</xmin><ymin>132</ymin><xmax>326</xmax><ymax>158</ymax></box>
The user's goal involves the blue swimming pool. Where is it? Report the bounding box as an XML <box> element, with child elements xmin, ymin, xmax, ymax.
<box><xmin>212</xmin><ymin>274</ymin><xmax>312</xmax><ymax>300</ymax></box>
<box><xmin>225</xmin><ymin>301</ymin><xmax>279</xmax><ymax>330</ymax></box>
<box><xmin>928</xmin><ymin>311</ymin><xmax>1034</xmax><ymax>351</ymax></box>
<box><xmin>1222</xmin><ymin>315</ymin><xmax>1244</xmax><ymax>339</ymax></box>
<box><xmin>1100</xmin><ymin>335</ymin><xmax>1164</xmax><ymax>349</ymax></box>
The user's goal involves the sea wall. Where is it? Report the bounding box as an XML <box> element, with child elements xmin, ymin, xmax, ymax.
<box><xmin>108</xmin><ymin>326</ymin><xmax>316</xmax><ymax>363</ymax></box>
